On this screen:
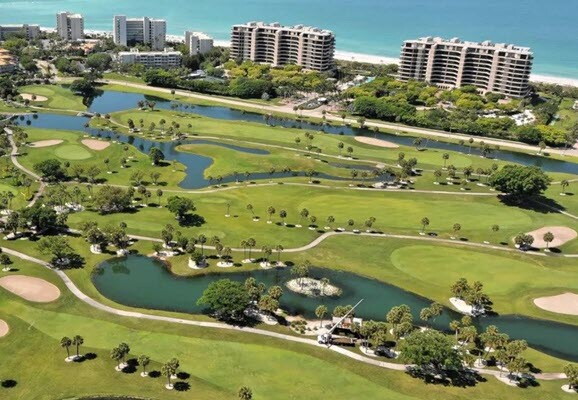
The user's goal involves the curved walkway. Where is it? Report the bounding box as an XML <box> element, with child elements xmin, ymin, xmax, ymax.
<box><xmin>0</xmin><ymin>246</ymin><xmax>565</xmax><ymax>381</ymax></box>
<box><xmin>4</xmin><ymin>127</ymin><xmax>45</xmax><ymax>207</ymax></box>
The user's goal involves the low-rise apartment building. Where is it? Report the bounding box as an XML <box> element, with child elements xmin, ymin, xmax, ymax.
<box><xmin>117</xmin><ymin>49</ymin><xmax>181</xmax><ymax>68</ymax></box>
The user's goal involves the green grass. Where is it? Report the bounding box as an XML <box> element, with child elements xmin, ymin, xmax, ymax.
<box><xmin>19</xmin><ymin>85</ymin><xmax>87</xmax><ymax>112</ymax></box>
<box><xmin>54</xmin><ymin>144</ymin><xmax>93</xmax><ymax>160</ymax></box>
<box><xmin>0</xmin><ymin>252</ymin><xmax>575</xmax><ymax>400</ymax></box>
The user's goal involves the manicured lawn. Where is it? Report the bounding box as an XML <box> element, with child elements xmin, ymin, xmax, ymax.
<box><xmin>19</xmin><ymin>84</ymin><xmax>87</xmax><ymax>112</ymax></box>
<box><xmin>0</xmin><ymin>255</ymin><xmax>574</xmax><ymax>400</ymax></box>
<box><xmin>19</xmin><ymin>128</ymin><xmax>187</xmax><ymax>188</ymax></box>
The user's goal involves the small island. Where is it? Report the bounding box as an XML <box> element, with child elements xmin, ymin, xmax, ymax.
<box><xmin>286</xmin><ymin>277</ymin><xmax>341</xmax><ymax>297</ymax></box>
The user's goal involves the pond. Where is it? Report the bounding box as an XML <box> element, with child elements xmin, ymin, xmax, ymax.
<box><xmin>15</xmin><ymin>113</ymin><xmax>370</xmax><ymax>189</ymax></box>
<box><xmin>92</xmin><ymin>255</ymin><xmax>578</xmax><ymax>362</ymax></box>
<box><xmin>84</xmin><ymin>90</ymin><xmax>578</xmax><ymax>175</ymax></box>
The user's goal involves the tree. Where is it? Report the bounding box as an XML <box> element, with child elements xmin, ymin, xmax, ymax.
<box><xmin>489</xmin><ymin>165</ymin><xmax>551</xmax><ymax>199</ymax></box>
<box><xmin>279</xmin><ymin>209</ymin><xmax>287</xmax><ymax>225</ymax></box>
<box><xmin>33</xmin><ymin>159</ymin><xmax>65</xmax><ymax>181</ymax></box>
<box><xmin>61</xmin><ymin>336</ymin><xmax>72</xmax><ymax>359</ymax></box>
<box><xmin>70</xmin><ymin>78</ymin><xmax>96</xmax><ymax>97</ymax></box>
<box><xmin>149</xmin><ymin>147</ymin><xmax>165</xmax><ymax>165</ymax></box>
<box><xmin>315</xmin><ymin>305</ymin><xmax>328</xmax><ymax>327</ymax></box>
<box><xmin>37</xmin><ymin>236</ymin><xmax>76</xmax><ymax>267</ymax></box>
<box><xmin>420</xmin><ymin>217</ymin><xmax>429</xmax><ymax>233</ymax></box>
<box><xmin>452</xmin><ymin>223</ymin><xmax>461</xmax><ymax>237</ymax></box>
<box><xmin>93</xmin><ymin>186</ymin><xmax>131</xmax><ymax>214</ymax></box>
<box><xmin>166</xmin><ymin>196</ymin><xmax>195</xmax><ymax>220</ymax></box>
<box><xmin>564</xmin><ymin>364</ymin><xmax>578</xmax><ymax>391</ymax></box>
<box><xmin>561</xmin><ymin>179</ymin><xmax>570</xmax><ymax>195</ymax></box>
<box><xmin>266</xmin><ymin>206</ymin><xmax>275</xmax><ymax>222</ymax></box>
<box><xmin>72</xmin><ymin>335</ymin><xmax>84</xmax><ymax>358</ymax></box>
<box><xmin>238</xmin><ymin>386</ymin><xmax>253</xmax><ymax>400</ymax></box>
<box><xmin>161</xmin><ymin>362</ymin><xmax>175</xmax><ymax>389</ymax></box>
<box><xmin>399</xmin><ymin>330</ymin><xmax>462</xmax><ymax>378</ymax></box>
<box><xmin>442</xmin><ymin>153</ymin><xmax>449</xmax><ymax>167</ymax></box>
<box><xmin>197</xmin><ymin>279</ymin><xmax>250</xmax><ymax>321</ymax></box>
<box><xmin>138</xmin><ymin>355</ymin><xmax>151</xmax><ymax>376</ymax></box>
<box><xmin>543</xmin><ymin>231</ymin><xmax>555</xmax><ymax>249</ymax></box>
<box><xmin>110</xmin><ymin>347</ymin><xmax>124</xmax><ymax>370</ymax></box>
<box><xmin>291</xmin><ymin>260</ymin><xmax>310</xmax><ymax>288</ymax></box>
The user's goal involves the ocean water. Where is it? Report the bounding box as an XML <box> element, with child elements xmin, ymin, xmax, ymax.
<box><xmin>0</xmin><ymin>0</ymin><xmax>576</xmax><ymax>78</ymax></box>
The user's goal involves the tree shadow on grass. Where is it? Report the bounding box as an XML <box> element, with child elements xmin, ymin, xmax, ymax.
<box><xmin>148</xmin><ymin>370</ymin><xmax>161</xmax><ymax>378</ymax></box>
<box><xmin>174</xmin><ymin>382</ymin><xmax>190</xmax><ymax>391</ymax></box>
<box><xmin>1</xmin><ymin>379</ymin><xmax>17</xmax><ymax>388</ymax></box>
<box><xmin>176</xmin><ymin>372</ymin><xmax>190</xmax><ymax>380</ymax></box>
<box><xmin>498</xmin><ymin>195</ymin><xmax>565</xmax><ymax>214</ymax></box>
<box><xmin>179</xmin><ymin>214</ymin><xmax>205</xmax><ymax>227</ymax></box>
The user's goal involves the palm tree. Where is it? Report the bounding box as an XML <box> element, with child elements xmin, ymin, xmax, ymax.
<box><xmin>275</xmin><ymin>244</ymin><xmax>284</xmax><ymax>263</ymax></box>
<box><xmin>279</xmin><ymin>210</ymin><xmax>287</xmax><ymax>225</ymax></box>
<box><xmin>452</xmin><ymin>223</ymin><xmax>461</xmax><ymax>238</ymax></box>
<box><xmin>449</xmin><ymin>320</ymin><xmax>460</xmax><ymax>342</ymax></box>
<box><xmin>72</xmin><ymin>335</ymin><xmax>83</xmax><ymax>358</ymax></box>
<box><xmin>299</xmin><ymin>208</ymin><xmax>309</xmax><ymax>226</ymax></box>
<box><xmin>61</xmin><ymin>336</ymin><xmax>72</xmax><ymax>360</ymax></box>
<box><xmin>543</xmin><ymin>232</ymin><xmax>555</xmax><ymax>249</ymax></box>
<box><xmin>238</xmin><ymin>386</ymin><xmax>253</xmax><ymax>400</ymax></box>
<box><xmin>433</xmin><ymin>169</ymin><xmax>442</xmax><ymax>184</ymax></box>
<box><xmin>326</xmin><ymin>215</ymin><xmax>335</xmax><ymax>229</ymax></box>
<box><xmin>468</xmin><ymin>137</ymin><xmax>474</xmax><ymax>154</ymax></box>
<box><xmin>240</xmin><ymin>240</ymin><xmax>248</xmax><ymax>259</ymax></box>
<box><xmin>110</xmin><ymin>347</ymin><xmax>124</xmax><ymax>370</ymax></box>
<box><xmin>198</xmin><ymin>234</ymin><xmax>207</xmax><ymax>255</ymax></box>
<box><xmin>561</xmin><ymin>179</ymin><xmax>570</xmax><ymax>195</ymax></box>
<box><xmin>118</xmin><ymin>342</ymin><xmax>130</xmax><ymax>363</ymax></box>
<box><xmin>337</xmin><ymin>142</ymin><xmax>344</xmax><ymax>156</ymax></box>
<box><xmin>442</xmin><ymin>153</ymin><xmax>449</xmax><ymax>168</ymax></box>
<box><xmin>315</xmin><ymin>305</ymin><xmax>328</xmax><ymax>327</ymax></box>
<box><xmin>267</xmin><ymin>206</ymin><xmax>275</xmax><ymax>223</ymax></box>
<box><xmin>138</xmin><ymin>355</ymin><xmax>150</xmax><ymax>377</ymax></box>
<box><xmin>246</xmin><ymin>204</ymin><xmax>254</xmax><ymax>218</ymax></box>
<box><xmin>247</xmin><ymin>237</ymin><xmax>256</xmax><ymax>259</ymax></box>
<box><xmin>492</xmin><ymin>224</ymin><xmax>500</xmax><ymax>242</ymax></box>
<box><xmin>161</xmin><ymin>362</ymin><xmax>175</xmax><ymax>389</ymax></box>
<box><xmin>347</xmin><ymin>219</ymin><xmax>355</xmax><ymax>229</ymax></box>
<box><xmin>420</xmin><ymin>217</ymin><xmax>430</xmax><ymax>234</ymax></box>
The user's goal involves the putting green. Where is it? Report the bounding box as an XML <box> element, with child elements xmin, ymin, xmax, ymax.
<box><xmin>54</xmin><ymin>144</ymin><xmax>93</xmax><ymax>160</ymax></box>
<box><xmin>390</xmin><ymin>245</ymin><xmax>565</xmax><ymax>295</ymax></box>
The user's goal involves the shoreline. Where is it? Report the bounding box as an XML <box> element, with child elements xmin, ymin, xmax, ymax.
<box><xmin>51</xmin><ymin>28</ymin><xmax>578</xmax><ymax>88</ymax></box>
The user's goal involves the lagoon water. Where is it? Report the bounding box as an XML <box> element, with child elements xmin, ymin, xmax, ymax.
<box><xmin>1</xmin><ymin>0</ymin><xmax>577</xmax><ymax>78</ymax></box>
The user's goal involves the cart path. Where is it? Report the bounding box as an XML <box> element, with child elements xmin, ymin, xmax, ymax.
<box><xmin>1</xmin><ymin>246</ymin><xmax>567</xmax><ymax>381</ymax></box>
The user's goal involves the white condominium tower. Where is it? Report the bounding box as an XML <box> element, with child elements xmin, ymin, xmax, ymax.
<box><xmin>184</xmin><ymin>31</ymin><xmax>214</xmax><ymax>56</ymax></box>
<box><xmin>113</xmin><ymin>15</ymin><xmax>166</xmax><ymax>51</ymax></box>
<box><xmin>56</xmin><ymin>11</ymin><xmax>84</xmax><ymax>41</ymax></box>
<box><xmin>230</xmin><ymin>21</ymin><xmax>335</xmax><ymax>72</ymax></box>
<box><xmin>398</xmin><ymin>37</ymin><xmax>533</xmax><ymax>98</ymax></box>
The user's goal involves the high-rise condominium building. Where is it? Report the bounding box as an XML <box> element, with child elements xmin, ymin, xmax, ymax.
<box><xmin>117</xmin><ymin>49</ymin><xmax>182</xmax><ymax>68</ymax></box>
<box><xmin>56</xmin><ymin>11</ymin><xmax>84</xmax><ymax>41</ymax></box>
<box><xmin>113</xmin><ymin>15</ymin><xmax>166</xmax><ymax>51</ymax></box>
<box><xmin>0</xmin><ymin>24</ymin><xmax>40</xmax><ymax>40</ymax></box>
<box><xmin>184</xmin><ymin>31</ymin><xmax>213</xmax><ymax>56</ymax></box>
<box><xmin>398</xmin><ymin>37</ymin><xmax>533</xmax><ymax>98</ymax></box>
<box><xmin>230</xmin><ymin>21</ymin><xmax>335</xmax><ymax>72</ymax></box>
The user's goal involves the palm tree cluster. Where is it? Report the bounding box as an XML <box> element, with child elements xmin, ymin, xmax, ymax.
<box><xmin>60</xmin><ymin>335</ymin><xmax>84</xmax><ymax>361</ymax></box>
<box><xmin>450</xmin><ymin>278</ymin><xmax>491</xmax><ymax>315</ymax></box>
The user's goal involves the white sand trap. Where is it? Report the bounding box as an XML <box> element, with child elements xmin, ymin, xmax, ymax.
<box><xmin>534</xmin><ymin>293</ymin><xmax>578</xmax><ymax>316</ymax></box>
<box><xmin>21</xmin><ymin>93</ymin><xmax>48</xmax><ymax>101</ymax></box>
<box><xmin>354</xmin><ymin>136</ymin><xmax>399</xmax><ymax>148</ymax></box>
<box><xmin>526</xmin><ymin>226</ymin><xmax>577</xmax><ymax>248</ymax></box>
<box><xmin>29</xmin><ymin>140</ymin><xmax>63</xmax><ymax>148</ymax></box>
<box><xmin>82</xmin><ymin>139</ymin><xmax>110</xmax><ymax>151</ymax></box>
<box><xmin>0</xmin><ymin>319</ymin><xmax>8</xmax><ymax>337</ymax></box>
<box><xmin>0</xmin><ymin>275</ymin><xmax>61</xmax><ymax>302</ymax></box>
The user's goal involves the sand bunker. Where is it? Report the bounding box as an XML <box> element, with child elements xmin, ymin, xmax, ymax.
<box><xmin>526</xmin><ymin>226</ymin><xmax>577</xmax><ymax>248</ymax></box>
<box><xmin>29</xmin><ymin>140</ymin><xmax>63</xmax><ymax>148</ymax></box>
<box><xmin>0</xmin><ymin>319</ymin><xmax>8</xmax><ymax>337</ymax></box>
<box><xmin>354</xmin><ymin>136</ymin><xmax>399</xmax><ymax>148</ymax></box>
<box><xmin>534</xmin><ymin>293</ymin><xmax>578</xmax><ymax>316</ymax></box>
<box><xmin>0</xmin><ymin>275</ymin><xmax>61</xmax><ymax>303</ymax></box>
<box><xmin>21</xmin><ymin>93</ymin><xmax>48</xmax><ymax>102</ymax></box>
<box><xmin>82</xmin><ymin>139</ymin><xmax>110</xmax><ymax>151</ymax></box>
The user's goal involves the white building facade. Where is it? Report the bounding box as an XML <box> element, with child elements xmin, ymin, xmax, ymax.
<box><xmin>56</xmin><ymin>11</ymin><xmax>84</xmax><ymax>41</ymax></box>
<box><xmin>398</xmin><ymin>37</ymin><xmax>533</xmax><ymax>98</ymax></box>
<box><xmin>184</xmin><ymin>31</ymin><xmax>213</xmax><ymax>56</ymax></box>
<box><xmin>230</xmin><ymin>21</ymin><xmax>335</xmax><ymax>71</ymax></box>
<box><xmin>113</xmin><ymin>16</ymin><xmax>166</xmax><ymax>51</ymax></box>
<box><xmin>117</xmin><ymin>49</ymin><xmax>181</xmax><ymax>68</ymax></box>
